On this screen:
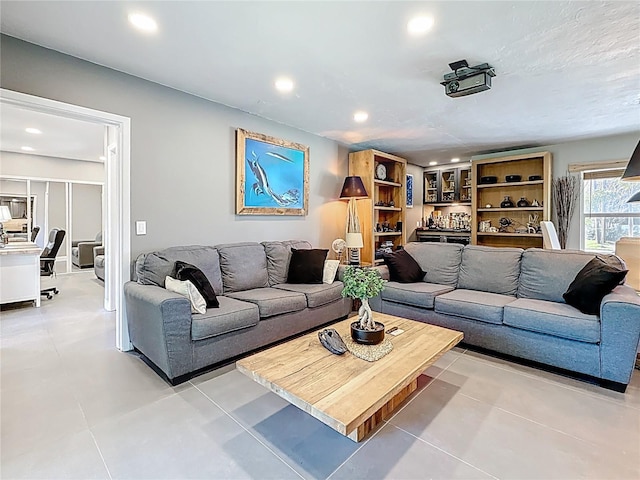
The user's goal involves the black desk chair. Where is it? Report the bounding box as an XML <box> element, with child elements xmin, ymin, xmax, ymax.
<box><xmin>41</xmin><ymin>228</ymin><xmax>65</xmax><ymax>300</ymax></box>
<box><xmin>31</xmin><ymin>226</ymin><xmax>40</xmax><ymax>243</ymax></box>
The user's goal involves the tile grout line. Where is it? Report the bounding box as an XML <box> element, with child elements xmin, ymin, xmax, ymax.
<box><xmin>461</xmin><ymin>351</ymin><xmax>640</xmax><ymax>412</ymax></box>
<box><xmin>325</xmin><ymin>351</ymin><xmax>467</xmax><ymax>480</ymax></box>
<box><xmin>87</xmin><ymin>429</ymin><xmax>114</xmax><ymax>480</ymax></box>
<box><xmin>388</xmin><ymin>423</ymin><xmax>500</xmax><ymax>480</ymax></box>
<box><xmin>190</xmin><ymin>381</ymin><xmax>305</xmax><ymax>480</ymax></box>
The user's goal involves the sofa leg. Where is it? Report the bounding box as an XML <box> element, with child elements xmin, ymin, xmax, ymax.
<box><xmin>599</xmin><ymin>379</ymin><xmax>627</xmax><ymax>393</ymax></box>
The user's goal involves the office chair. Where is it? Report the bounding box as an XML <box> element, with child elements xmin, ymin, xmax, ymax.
<box><xmin>30</xmin><ymin>226</ymin><xmax>40</xmax><ymax>243</ymax></box>
<box><xmin>540</xmin><ymin>221</ymin><xmax>561</xmax><ymax>249</ymax></box>
<box><xmin>41</xmin><ymin>228</ymin><xmax>66</xmax><ymax>299</ymax></box>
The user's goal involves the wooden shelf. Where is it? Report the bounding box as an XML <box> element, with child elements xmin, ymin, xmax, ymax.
<box><xmin>477</xmin><ymin>207</ymin><xmax>544</xmax><ymax>212</ymax></box>
<box><xmin>477</xmin><ymin>232</ymin><xmax>542</xmax><ymax>238</ymax></box>
<box><xmin>425</xmin><ymin>202</ymin><xmax>471</xmax><ymax>207</ymax></box>
<box><xmin>374</xmin><ymin>232</ymin><xmax>402</xmax><ymax>237</ymax></box>
<box><xmin>374</xmin><ymin>179</ymin><xmax>402</xmax><ymax>187</ymax></box>
<box><xmin>477</xmin><ymin>180</ymin><xmax>544</xmax><ymax>189</ymax></box>
<box><xmin>374</xmin><ymin>206</ymin><xmax>402</xmax><ymax>211</ymax></box>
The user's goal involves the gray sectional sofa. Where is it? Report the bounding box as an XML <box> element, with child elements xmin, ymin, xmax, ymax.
<box><xmin>124</xmin><ymin>240</ymin><xmax>351</xmax><ymax>384</ymax></box>
<box><xmin>370</xmin><ymin>242</ymin><xmax>640</xmax><ymax>391</ymax></box>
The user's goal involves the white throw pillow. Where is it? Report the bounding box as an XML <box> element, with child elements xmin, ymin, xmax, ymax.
<box><xmin>323</xmin><ymin>260</ymin><xmax>340</xmax><ymax>284</ymax></box>
<box><xmin>165</xmin><ymin>276</ymin><xmax>207</xmax><ymax>314</ymax></box>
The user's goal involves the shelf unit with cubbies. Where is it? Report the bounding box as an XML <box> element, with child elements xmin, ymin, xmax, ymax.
<box><xmin>471</xmin><ymin>152</ymin><xmax>552</xmax><ymax>248</ymax></box>
<box><xmin>423</xmin><ymin>165</ymin><xmax>472</xmax><ymax>206</ymax></box>
<box><xmin>348</xmin><ymin>149</ymin><xmax>407</xmax><ymax>265</ymax></box>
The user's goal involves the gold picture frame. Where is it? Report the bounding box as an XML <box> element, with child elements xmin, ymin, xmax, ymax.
<box><xmin>236</xmin><ymin>129</ymin><xmax>309</xmax><ymax>215</ymax></box>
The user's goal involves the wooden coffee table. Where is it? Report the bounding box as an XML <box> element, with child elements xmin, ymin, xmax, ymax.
<box><xmin>236</xmin><ymin>313</ymin><xmax>463</xmax><ymax>442</ymax></box>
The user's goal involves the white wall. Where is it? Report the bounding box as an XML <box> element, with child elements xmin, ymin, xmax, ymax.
<box><xmin>0</xmin><ymin>151</ymin><xmax>104</xmax><ymax>183</ymax></box>
<box><xmin>0</xmin><ymin>35</ymin><xmax>349</xmax><ymax>261</ymax></box>
<box><xmin>71</xmin><ymin>183</ymin><xmax>102</xmax><ymax>241</ymax></box>
<box><xmin>472</xmin><ymin>132</ymin><xmax>639</xmax><ymax>249</ymax></box>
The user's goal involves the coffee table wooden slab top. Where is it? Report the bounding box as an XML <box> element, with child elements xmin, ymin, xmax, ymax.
<box><xmin>236</xmin><ymin>313</ymin><xmax>463</xmax><ymax>442</ymax></box>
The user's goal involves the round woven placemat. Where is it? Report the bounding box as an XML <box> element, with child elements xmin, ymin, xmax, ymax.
<box><xmin>345</xmin><ymin>337</ymin><xmax>393</xmax><ymax>362</ymax></box>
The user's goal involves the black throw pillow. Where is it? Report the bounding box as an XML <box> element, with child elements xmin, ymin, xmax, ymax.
<box><xmin>287</xmin><ymin>248</ymin><xmax>328</xmax><ymax>284</ymax></box>
<box><xmin>562</xmin><ymin>256</ymin><xmax>628</xmax><ymax>315</ymax></box>
<box><xmin>383</xmin><ymin>249</ymin><xmax>425</xmax><ymax>283</ymax></box>
<box><xmin>174</xmin><ymin>261</ymin><xmax>219</xmax><ymax>308</ymax></box>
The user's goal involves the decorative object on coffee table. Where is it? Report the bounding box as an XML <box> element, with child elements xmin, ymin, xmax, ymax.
<box><xmin>318</xmin><ymin>328</ymin><xmax>348</xmax><ymax>355</ymax></box>
<box><xmin>341</xmin><ymin>266</ymin><xmax>386</xmax><ymax>344</ymax></box>
<box><xmin>500</xmin><ymin>196</ymin><xmax>514</xmax><ymax>208</ymax></box>
<box><xmin>552</xmin><ymin>174</ymin><xmax>579</xmax><ymax>249</ymax></box>
<box><xmin>345</xmin><ymin>337</ymin><xmax>393</xmax><ymax>361</ymax></box>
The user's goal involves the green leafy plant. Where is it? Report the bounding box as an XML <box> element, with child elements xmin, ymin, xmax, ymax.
<box><xmin>341</xmin><ymin>266</ymin><xmax>386</xmax><ymax>330</ymax></box>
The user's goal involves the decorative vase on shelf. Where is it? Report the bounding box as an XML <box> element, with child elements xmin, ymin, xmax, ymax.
<box><xmin>500</xmin><ymin>196</ymin><xmax>514</xmax><ymax>208</ymax></box>
<box><xmin>517</xmin><ymin>197</ymin><xmax>530</xmax><ymax>207</ymax></box>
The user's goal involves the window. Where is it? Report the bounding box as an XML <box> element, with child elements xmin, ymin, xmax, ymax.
<box><xmin>583</xmin><ymin>169</ymin><xmax>640</xmax><ymax>253</ymax></box>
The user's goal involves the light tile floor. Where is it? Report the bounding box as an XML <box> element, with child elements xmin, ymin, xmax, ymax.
<box><xmin>1</xmin><ymin>271</ymin><xmax>639</xmax><ymax>479</ymax></box>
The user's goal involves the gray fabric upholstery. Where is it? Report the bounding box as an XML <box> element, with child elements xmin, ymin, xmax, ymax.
<box><xmin>262</xmin><ymin>240</ymin><xmax>312</xmax><ymax>286</ymax></box>
<box><xmin>404</xmin><ymin>242</ymin><xmax>463</xmax><ymax>286</ymax></box>
<box><xmin>191</xmin><ymin>296</ymin><xmax>259</xmax><ymax>341</ymax></box>
<box><xmin>273</xmin><ymin>281</ymin><xmax>344</xmax><ymax>308</ymax></box>
<box><xmin>381</xmin><ymin>282</ymin><xmax>454</xmax><ymax>309</ymax></box>
<box><xmin>458</xmin><ymin>246</ymin><xmax>523</xmax><ymax>295</ymax></box>
<box><xmin>504</xmin><ymin>298</ymin><xmax>600</xmax><ymax>344</ymax></box>
<box><xmin>226</xmin><ymin>288</ymin><xmax>307</xmax><ymax>318</ymax></box>
<box><xmin>217</xmin><ymin>243</ymin><xmax>269</xmax><ymax>293</ymax></box>
<box><xmin>518</xmin><ymin>248</ymin><xmax>594</xmax><ymax>303</ymax></box>
<box><xmin>94</xmin><ymin>254</ymin><xmax>105</xmax><ymax>281</ymax></box>
<box><xmin>71</xmin><ymin>232</ymin><xmax>103</xmax><ymax>268</ymax></box>
<box><xmin>434</xmin><ymin>289</ymin><xmax>516</xmax><ymax>325</ymax></box>
<box><xmin>135</xmin><ymin>245</ymin><xmax>223</xmax><ymax>295</ymax></box>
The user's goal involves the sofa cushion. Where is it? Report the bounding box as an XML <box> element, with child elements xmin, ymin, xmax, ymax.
<box><xmin>563</xmin><ymin>257</ymin><xmax>628</xmax><ymax>315</ymax></box>
<box><xmin>217</xmin><ymin>242</ymin><xmax>269</xmax><ymax>293</ymax></box>
<box><xmin>287</xmin><ymin>248</ymin><xmax>328</xmax><ymax>284</ymax></box>
<box><xmin>175</xmin><ymin>261</ymin><xmax>219</xmax><ymax>308</ymax></box>
<box><xmin>323</xmin><ymin>260</ymin><xmax>340</xmax><ymax>284</ymax></box>
<box><xmin>518</xmin><ymin>248</ymin><xmax>594</xmax><ymax>303</ymax></box>
<box><xmin>262</xmin><ymin>240</ymin><xmax>313</xmax><ymax>286</ymax></box>
<box><xmin>457</xmin><ymin>245</ymin><xmax>523</xmax><ymax>296</ymax></box>
<box><xmin>274</xmin><ymin>282</ymin><xmax>344</xmax><ymax>308</ymax></box>
<box><xmin>404</xmin><ymin>242</ymin><xmax>463</xmax><ymax>287</ymax></box>
<box><xmin>226</xmin><ymin>288</ymin><xmax>307</xmax><ymax>318</ymax></box>
<box><xmin>435</xmin><ymin>289</ymin><xmax>517</xmax><ymax>325</ymax></box>
<box><xmin>191</xmin><ymin>296</ymin><xmax>260</xmax><ymax>341</ymax></box>
<box><xmin>383</xmin><ymin>249</ymin><xmax>426</xmax><ymax>283</ymax></box>
<box><xmin>381</xmin><ymin>282</ymin><xmax>454</xmax><ymax>309</ymax></box>
<box><xmin>135</xmin><ymin>246</ymin><xmax>223</xmax><ymax>295</ymax></box>
<box><xmin>164</xmin><ymin>276</ymin><xmax>206</xmax><ymax>315</ymax></box>
<box><xmin>504</xmin><ymin>298</ymin><xmax>600</xmax><ymax>343</ymax></box>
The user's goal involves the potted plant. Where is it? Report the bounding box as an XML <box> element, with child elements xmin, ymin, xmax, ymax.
<box><xmin>341</xmin><ymin>266</ymin><xmax>387</xmax><ymax>344</ymax></box>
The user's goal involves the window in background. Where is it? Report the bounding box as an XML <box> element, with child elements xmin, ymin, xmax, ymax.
<box><xmin>583</xmin><ymin>168</ymin><xmax>640</xmax><ymax>253</ymax></box>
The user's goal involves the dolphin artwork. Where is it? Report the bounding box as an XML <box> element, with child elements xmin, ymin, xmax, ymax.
<box><xmin>247</xmin><ymin>151</ymin><xmax>300</xmax><ymax>207</ymax></box>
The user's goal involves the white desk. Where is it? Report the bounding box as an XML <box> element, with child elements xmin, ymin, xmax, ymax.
<box><xmin>0</xmin><ymin>242</ymin><xmax>42</xmax><ymax>307</ymax></box>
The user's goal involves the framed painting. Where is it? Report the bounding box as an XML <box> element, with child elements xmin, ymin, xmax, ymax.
<box><xmin>236</xmin><ymin>129</ymin><xmax>309</xmax><ymax>215</ymax></box>
<box><xmin>406</xmin><ymin>174</ymin><xmax>414</xmax><ymax>208</ymax></box>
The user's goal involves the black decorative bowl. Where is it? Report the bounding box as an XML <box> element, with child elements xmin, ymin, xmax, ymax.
<box><xmin>505</xmin><ymin>175</ymin><xmax>521</xmax><ymax>183</ymax></box>
<box><xmin>529</xmin><ymin>175</ymin><xmax>542</xmax><ymax>181</ymax></box>
<box><xmin>479</xmin><ymin>176</ymin><xmax>498</xmax><ymax>184</ymax></box>
<box><xmin>350</xmin><ymin>321</ymin><xmax>385</xmax><ymax>345</ymax></box>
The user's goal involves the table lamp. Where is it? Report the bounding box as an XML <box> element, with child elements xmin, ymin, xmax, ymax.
<box><xmin>0</xmin><ymin>206</ymin><xmax>12</xmax><ymax>247</ymax></box>
<box><xmin>340</xmin><ymin>176</ymin><xmax>368</xmax><ymax>265</ymax></box>
<box><xmin>622</xmin><ymin>140</ymin><xmax>640</xmax><ymax>203</ymax></box>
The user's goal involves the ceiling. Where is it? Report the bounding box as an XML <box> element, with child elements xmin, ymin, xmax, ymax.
<box><xmin>1</xmin><ymin>1</ymin><xmax>639</xmax><ymax>167</ymax></box>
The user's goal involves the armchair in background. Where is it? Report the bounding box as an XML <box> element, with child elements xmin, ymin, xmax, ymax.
<box><xmin>94</xmin><ymin>245</ymin><xmax>105</xmax><ymax>281</ymax></box>
<box><xmin>71</xmin><ymin>232</ymin><xmax>102</xmax><ymax>268</ymax></box>
<box><xmin>41</xmin><ymin>228</ymin><xmax>66</xmax><ymax>300</ymax></box>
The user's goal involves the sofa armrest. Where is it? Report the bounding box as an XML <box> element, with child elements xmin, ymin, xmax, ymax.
<box><xmin>600</xmin><ymin>284</ymin><xmax>640</xmax><ymax>385</ymax></box>
<box><xmin>124</xmin><ymin>282</ymin><xmax>194</xmax><ymax>380</ymax></box>
<box><xmin>93</xmin><ymin>245</ymin><xmax>104</xmax><ymax>258</ymax></box>
<box><xmin>72</xmin><ymin>239</ymin><xmax>94</xmax><ymax>248</ymax></box>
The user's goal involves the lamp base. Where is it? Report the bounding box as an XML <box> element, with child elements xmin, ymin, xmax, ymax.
<box><xmin>348</xmin><ymin>248</ymin><xmax>361</xmax><ymax>265</ymax></box>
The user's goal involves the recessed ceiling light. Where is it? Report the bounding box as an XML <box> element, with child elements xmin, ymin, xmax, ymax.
<box><xmin>128</xmin><ymin>12</ymin><xmax>158</xmax><ymax>33</ymax></box>
<box><xmin>274</xmin><ymin>77</ymin><xmax>294</xmax><ymax>93</ymax></box>
<box><xmin>353</xmin><ymin>111</ymin><xmax>369</xmax><ymax>123</ymax></box>
<box><xmin>99</xmin><ymin>156</ymin><xmax>106</xmax><ymax>161</ymax></box>
<box><xmin>25</xmin><ymin>127</ymin><xmax>42</xmax><ymax>134</ymax></box>
<box><xmin>451</xmin><ymin>158</ymin><xmax>460</xmax><ymax>163</ymax></box>
<box><xmin>407</xmin><ymin>15</ymin><xmax>434</xmax><ymax>36</ymax></box>
<box><xmin>21</xmin><ymin>146</ymin><xmax>34</xmax><ymax>152</ymax></box>
<box><xmin>429</xmin><ymin>161</ymin><xmax>438</xmax><ymax>166</ymax></box>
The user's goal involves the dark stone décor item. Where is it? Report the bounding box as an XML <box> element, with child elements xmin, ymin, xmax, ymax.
<box><xmin>351</xmin><ymin>321</ymin><xmax>385</xmax><ymax>345</ymax></box>
<box><xmin>505</xmin><ymin>175</ymin><xmax>521</xmax><ymax>182</ymax></box>
<box><xmin>500</xmin><ymin>196</ymin><xmax>514</xmax><ymax>208</ymax></box>
<box><xmin>318</xmin><ymin>328</ymin><xmax>348</xmax><ymax>355</ymax></box>
<box><xmin>517</xmin><ymin>197</ymin><xmax>530</xmax><ymax>207</ymax></box>
<box><xmin>480</xmin><ymin>176</ymin><xmax>498</xmax><ymax>184</ymax></box>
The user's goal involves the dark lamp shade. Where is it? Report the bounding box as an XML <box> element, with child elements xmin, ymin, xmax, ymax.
<box><xmin>621</xmin><ymin>140</ymin><xmax>640</xmax><ymax>181</ymax></box>
<box><xmin>340</xmin><ymin>176</ymin><xmax>368</xmax><ymax>198</ymax></box>
<box><xmin>627</xmin><ymin>191</ymin><xmax>640</xmax><ymax>203</ymax></box>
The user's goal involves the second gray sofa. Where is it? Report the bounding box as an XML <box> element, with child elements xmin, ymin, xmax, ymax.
<box><xmin>124</xmin><ymin>240</ymin><xmax>351</xmax><ymax>383</ymax></box>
